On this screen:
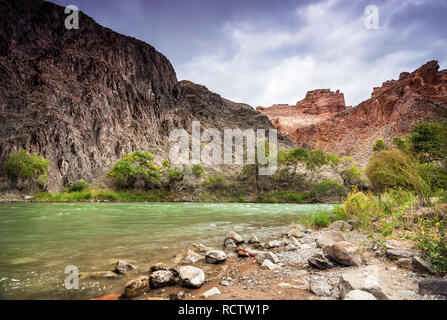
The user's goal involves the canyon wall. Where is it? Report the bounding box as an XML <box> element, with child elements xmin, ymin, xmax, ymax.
<box><xmin>258</xmin><ymin>61</ymin><xmax>447</xmax><ymax>166</ymax></box>
<box><xmin>0</xmin><ymin>0</ymin><xmax>286</xmax><ymax>191</ymax></box>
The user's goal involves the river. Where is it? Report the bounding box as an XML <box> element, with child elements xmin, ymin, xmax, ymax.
<box><xmin>0</xmin><ymin>202</ymin><xmax>333</xmax><ymax>299</ymax></box>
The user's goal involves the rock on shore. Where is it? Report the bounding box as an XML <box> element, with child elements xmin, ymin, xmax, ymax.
<box><xmin>178</xmin><ymin>266</ymin><xmax>205</xmax><ymax>288</ymax></box>
<box><xmin>124</xmin><ymin>276</ymin><xmax>150</xmax><ymax>297</ymax></box>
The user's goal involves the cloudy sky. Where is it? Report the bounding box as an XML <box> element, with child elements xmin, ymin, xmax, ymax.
<box><xmin>52</xmin><ymin>0</ymin><xmax>447</xmax><ymax>107</ymax></box>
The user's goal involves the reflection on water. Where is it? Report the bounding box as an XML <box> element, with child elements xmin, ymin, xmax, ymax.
<box><xmin>0</xmin><ymin>202</ymin><xmax>332</xmax><ymax>299</ymax></box>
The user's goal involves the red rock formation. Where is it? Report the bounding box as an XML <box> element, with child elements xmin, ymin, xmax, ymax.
<box><xmin>298</xmin><ymin>89</ymin><xmax>347</xmax><ymax>116</ymax></box>
<box><xmin>257</xmin><ymin>89</ymin><xmax>350</xmax><ymax>136</ymax></box>
<box><xmin>290</xmin><ymin>61</ymin><xmax>447</xmax><ymax>166</ymax></box>
<box><xmin>258</xmin><ymin>61</ymin><xmax>447</xmax><ymax>166</ymax></box>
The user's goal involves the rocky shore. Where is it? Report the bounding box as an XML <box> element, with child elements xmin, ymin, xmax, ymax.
<box><xmin>90</xmin><ymin>222</ymin><xmax>447</xmax><ymax>300</ymax></box>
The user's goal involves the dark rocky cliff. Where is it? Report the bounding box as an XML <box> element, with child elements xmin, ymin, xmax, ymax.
<box><xmin>0</xmin><ymin>0</ymin><xmax>284</xmax><ymax>191</ymax></box>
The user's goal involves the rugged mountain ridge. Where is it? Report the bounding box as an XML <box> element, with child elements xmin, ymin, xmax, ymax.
<box><xmin>258</xmin><ymin>61</ymin><xmax>447</xmax><ymax>165</ymax></box>
<box><xmin>0</xmin><ymin>0</ymin><xmax>283</xmax><ymax>191</ymax></box>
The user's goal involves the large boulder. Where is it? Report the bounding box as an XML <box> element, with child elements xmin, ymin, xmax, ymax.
<box><xmin>286</xmin><ymin>237</ymin><xmax>301</xmax><ymax>247</ymax></box>
<box><xmin>308</xmin><ymin>253</ymin><xmax>334</xmax><ymax>270</ymax></box>
<box><xmin>309</xmin><ymin>277</ymin><xmax>332</xmax><ymax>297</ymax></box>
<box><xmin>223</xmin><ymin>238</ymin><xmax>237</xmax><ymax>249</ymax></box>
<box><xmin>236</xmin><ymin>247</ymin><xmax>257</xmax><ymax>257</ymax></box>
<box><xmin>112</xmin><ymin>260</ymin><xmax>136</xmax><ymax>274</ymax></box>
<box><xmin>205</xmin><ymin>250</ymin><xmax>227</xmax><ymax>264</ymax></box>
<box><xmin>178</xmin><ymin>266</ymin><xmax>205</xmax><ymax>288</ymax></box>
<box><xmin>344</xmin><ymin>290</ymin><xmax>376</xmax><ymax>300</ymax></box>
<box><xmin>175</xmin><ymin>250</ymin><xmax>204</xmax><ymax>264</ymax></box>
<box><xmin>261</xmin><ymin>259</ymin><xmax>280</xmax><ymax>270</ymax></box>
<box><xmin>411</xmin><ymin>256</ymin><xmax>434</xmax><ymax>274</ymax></box>
<box><xmin>338</xmin><ymin>266</ymin><xmax>389</xmax><ymax>300</ymax></box>
<box><xmin>256</xmin><ymin>252</ymin><xmax>279</xmax><ymax>264</ymax></box>
<box><xmin>418</xmin><ymin>278</ymin><xmax>447</xmax><ymax>296</ymax></box>
<box><xmin>200</xmin><ymin>287</ymin><xmax>221</xmax><ymax>299</ymax></box>
<box><xmin>150</xmin><ymin>270</ymin><xmax>177</xmax><ymax>288</ymax></box>
<box><xmin>386</xmin><ymin>248</ymin><xmax>419</xmax><ymax>260</ymax></box>
<box><xmin>225</xmin><ymin>231</ymin><xmax>244</xmax><ymax>244</ymax></box>
<box><xmin>397</xmin><ymin>256</ymin><xmax>434</xmax><ymax>274</ymax></box>
<box><xmin>287</xmin><ymin>228</ymin><xmax>305</xmax><ymax>238</ymax></box>
<box><xmin>150</xmin><ymin>263</ymin><xmax>178</xmax><ymax>276</ymax></box>
<box><xmin>191</xmin><ymin>243</ymin><xmax>213</xmax><ymax>253</ymax></box>
<box><xmin>248</xmin><ymin>236</ymin><xmax>260</xmax><ymax>244</ymax></box>
<box><xmin>124</xmin><ymin>276</ymin><xmax>150</xmax><ymax>297</ymax></box>
<box><xmin>329</xmin><ymin>220</ymin><xmax>353</xmax><ymax>231</ymax></box>
<box><xmin>316</xmin><ymin>231</ymin><xmax>345</xmax><ymax>248</ymax></box>
<box><xmin>267</xmin><ymin>240</ymin><xmax>284</xmax><ymax>248</ymax></box>
<box><xmin>323</xmin><ymin>241</ymin><xmax>361</xmax><ymax>266</ymax></box>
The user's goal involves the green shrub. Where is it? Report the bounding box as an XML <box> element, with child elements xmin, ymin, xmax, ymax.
<box><xmin>305</xmin><ymin>150</ymin><xmax>329</xmax><ymax>179</ymax></box>
<box><xmin>3</xmin><ymin>150</ymin><xmax>49</xmax><ymax>190</ymax></box>
<box><xmin>67</xmin><ymin>179</ymin><xmax>90</xmax><ymax>193</ymax></box>
<box><xmin>309</xmin><ymin>179</ymin><xmax>348</xmax><ymax>198</ymax></box>
<box><xmin>107</xmin><ymin>151</ymin><xmax>161</xmax><ymax>189</ymax></box>
<box><xmin>162</xmin><ymin>160</ymin><xmax>171</xmax><ymax>168</ymax></box>
<box><xmin>204</xmin><ymin>174</ymin><xmax>228</xmax><ymax>192</ymax></box>
<box><xmin>95</xmin><ymin>190</ymin><xmax>120</xmax><ymax>201</ymax></box>
<box><xmin>256</xmin><ymin>191</ymin><xmax>308</xmax><ymax>203</ymax></box>
<box><xmin>4</xmin><ymin>150</ymin><xmax>49</xmax><ymax>179</ymax></box>
<box><xmin>276</xmin><ymin>191</ymin><xmax>307</xmax><ymax>203</ymax></box>
<box><xmin>373</xmin><ymin>139</ymin><xmax>388</xmax><ymax>152</ymax></box>
<box><xmin>340</xmin><ymin>158</ymin><xmax>363</xmax><ymax>187</ymax></box>
<box><xmin>366</xmin><ymin>149</ymin><xmax>431</xmax><ymax>204</ymax></box>
<box><xmin>392</xmin><ymin>136</ymin><xmax>410</xmax><ymax>152</ymax></box>
<box><xmin>35</xmin><ymin>191</ymin><xmax>93</xmax><ymax>201</ymax></box>
<box><xmin>192</xmin><ymin>164</ymin><xmax>205</xmax><ymax>178</ymax></box>
<box><xmin>278</xmin><ymin>148</ymin><xmax>309</xmax><ymax>166</ymax></box>
<box><xmin>37</xmin><ymin>174</ymin><xmax>48</xmax><ymax>188</ymax></box>
<box><xmin>34</xmin><ymin>189</ymin><xmax>169</xmax><ymax>202</ymax></box>
<box><xmin>335</xmin><ymin>189</ymin><xmax>419</xmax><ymax>235</ymax></box>
<box><xmin>413</xmin><ymin>216</ymin><xmax>447</xmax><ymax>274</ymax></box>
<box><xmin>325</xmin><ymin>153</ymin><xmax>340</xmax><ymax>166</ymax></box>
<box><xmin>337</xmin><ymin>190</ymin><xmax>380</xmax><ymax>230</ymax></box>
<box><xmin>232</xmin><ymin>195</ymin><xmax>247</xmax><ymax>203</ymax></box>
<box><xmin>418</xmin><ymin>162</ymin><xmax>447</xmax><ymax>191</ymax></box>
<box><xmin>298</xmin><ymin>209</ymin><xmax>346</xmax><ymax>229</ymax></box>
<box><xmin>308</xmin><ymin>211</ymin><xmax>332</xmax><ymax>228</ymax></box>
<box><xmin>408</xmin><ymin>121</ymin><xmax>447</xmax><ymax>162</ymax></box>
<box><xmin>166</xmin><ymin>169</ymin><xmax>182</xmax><ymax>180</ymax></box>
<box><xmin>380</xmin><ymin>189</ymin><xmax>416</xmax><ymax>215</ymax></box>
<box><xmin>66</xmin><ymin>191</ymin><xmax>93</xmax><ymax>201</ymax></box>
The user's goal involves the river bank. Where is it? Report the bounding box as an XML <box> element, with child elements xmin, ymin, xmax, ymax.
<box><xmin>0</xmin><ymin>202</ymin><xmax>334</xmax><ymax>299</ymax></box>
<box><xmin>1</xmin><ymin>201</ymin><xmax>445</xmax><ymax>300</ymax></box>
<box><xmin>91</xmin><ymin>221</ymin><xmax>447</xmax><ymax>301</ymax></box>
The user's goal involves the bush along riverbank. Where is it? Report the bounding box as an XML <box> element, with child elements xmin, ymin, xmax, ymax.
<box><xmin>1</xmin><ymin>146</ymin><xmax>358</xmax><ymax>204</ymax></box>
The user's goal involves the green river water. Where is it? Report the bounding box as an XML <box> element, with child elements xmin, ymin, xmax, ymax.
<box><xmin>0</xmin><ymin>202</ymin><xmax>332</xmax><ymax>300</ymax></box>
